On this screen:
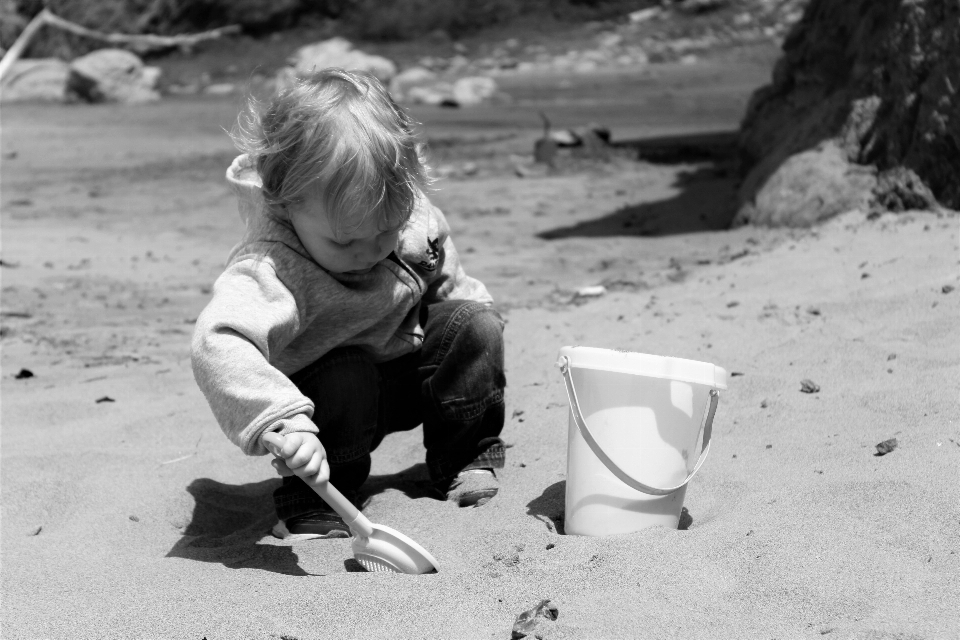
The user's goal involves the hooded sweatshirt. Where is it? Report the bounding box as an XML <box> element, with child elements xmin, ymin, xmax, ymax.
<box><xmin>191</xmin><ymin>155</ymin><xmax>492</xmax><ymax>456</ymax></box>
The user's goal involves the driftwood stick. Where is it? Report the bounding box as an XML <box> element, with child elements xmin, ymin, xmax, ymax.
<box><xmin>0</xmin><ymin>8</ymin><xmax>240</xmax><ymax>83</ymax></box>
<box><xmin>0</xmin><ymin>8</ymin><xmax>50</xmax><ymax>83</ymax></box>
<box><xmin>42</xmin><ymin>11</ymin><xmax>241</xmax><ymax>50</ymax></box>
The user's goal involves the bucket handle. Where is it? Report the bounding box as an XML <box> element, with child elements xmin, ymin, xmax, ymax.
<box><xmin>557</xmin><ymin>356</ymin><xmax>719</xmax><ymax>497</ymax></box>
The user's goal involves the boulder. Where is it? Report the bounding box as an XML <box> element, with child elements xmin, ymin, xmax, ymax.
<box><xmin>451</xmin><ymin>76</ymin><xmax>498</xmax><ymax>106</ymax></box>
<box><xmin>734</xmin><ymin>141</ymin><xmax>877</xmax><ymax>227</ymax></box>
<box><xmin>406</xmin><ymin>83</ymin><xmax>454</xmax><ymax>106</ymax></box>
<box><xmin>288</xmin><ymin>37</ymin><xmax>397</xmax><ymax>83</ymax></box>
<box><xmin>388</xmin><ymin>66</ymin><xmax>437</xmax><ymax>102</ymax></box>
<box><xmin>0</xmin><ymin>58</ymin><xmax>69</xmax><ymax>103</ymax></box>
<box><xmin>67</xmin><ymin>49</ymin><xmax>160</xmax><ymax>104</ymax></box>
<box><xmin>737</xmin><ymin>0</ymin><xmax>960</xmax><ymax>225</ymax></box>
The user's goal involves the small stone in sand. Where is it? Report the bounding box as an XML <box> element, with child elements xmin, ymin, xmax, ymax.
<box><xmin>800</xmin><ymin>379</ymin><xmax>820</xmax><ymax>393</ymax></box>
<box><xmin>875</xmin><ymin>438</ymin><xmax>898</xmax><ymax>456</ymax></box>
<box><xmin>129</xmin><ymin>515</ymin><xmax>140</xmax><ymax>522</ymax></box>
<box><xmin>760</xmin><ymin>399</ymin><xmax>769</xmax><ymax>408</ymax></box>
<box><xmin>546</xmin><ymin>543</ymin><xmax>555</xmax><ymax>550</ymax></box>
<box><xmin>512</xmin><ymin>599</ymin><xmax>559</xmax><ymax>639</ymax></box>
<box><xmin>678</xmin><ymin>507</ymin><xmax>693</xmax><ymax>530</ymax></box>
<box><xmin>28</xmin><ymin>525</ymin><xmax>42</xmax><ymax>536</ymax></box>
<box><xmin>575</xmin><ymin>285</ymin><xmax>606</xmax><ymax>298</ymax></box>
<box><xmin>96</xmin><ymin>396</ymin><xmax>115</xmax><ymax>403</ymax></box>
<box><xmin>942</xmin><ymin>285</ymin><xmax>955</xmax><ymax>294</ymax></box>
<box><xmin>14</xmin><ymin>368</ymin><xmax>34</xmax><ymax>379</ymax></box>
<box><xmin>887</xmin><ymin>353</ymin><xmax>897</xmax><ymax>361</ymax></box>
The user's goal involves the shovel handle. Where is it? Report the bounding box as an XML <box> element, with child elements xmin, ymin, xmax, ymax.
<box><xmin>261</xmin><ymin>432</ymin><xmax>374</xmax><ymax>538</ymax></box>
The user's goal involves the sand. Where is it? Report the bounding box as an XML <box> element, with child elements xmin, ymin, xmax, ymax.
<box><xmin>2</xmin><ymin>63</ymin><xmax>959</xmax><ymax>639</ymax></box>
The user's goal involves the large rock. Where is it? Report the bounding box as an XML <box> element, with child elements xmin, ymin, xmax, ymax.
<box><xmin>0</xmin><ymin>58</ymin><xmax>70</xmax><ymax>103</ymax></box>
<box><xmin>737</xmin><ymin>0</ymin><xmax>959</xmax><ymax>225</ymax></box>
<box><xmin>452</xmin><ymin>76</ymin><xmax>498</xmax><ymax>106</ymax></box>
<box><xmin>388</xmin><ymin>66</ymin><xmax>438</xmax><ymax>102</ymax></box>
<box><xmin>67</xmin><ymin>49</ymin><xmax>161</xmax><ymax>104</ymax></box>
<box><xmin>735</xmin><ymin>141</ymin><xmax>876</xmax><ymax>227</ymax></box>
<box><xmin>288</xmin><ymin>38</ymin><xmax>397</xmax><ymax>83</ymax></box>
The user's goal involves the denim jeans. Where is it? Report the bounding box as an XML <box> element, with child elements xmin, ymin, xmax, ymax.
<box><xmin>274</xmin><ymin>299</ymin><xmax>506</xmax><ymax>520</ymax></box>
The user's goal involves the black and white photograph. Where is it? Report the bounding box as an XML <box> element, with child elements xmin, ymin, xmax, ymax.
<box><xmin>2</xmin><ymin>0</ymin><xmax>958</xmax><ymax>637</ymax></box>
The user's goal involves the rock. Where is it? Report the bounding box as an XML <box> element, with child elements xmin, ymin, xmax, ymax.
<box><xmin>629</xmin><ymin>7</ymin><xmax>662</xmax><ymax>23</ymax></box>
<box><xmin>289</xmin><ymin>38</ymin><xmax>397</xmax><ymax>83</ymax></box>
<box><xmin>875</xmin><ymin>438</ymin><xmax>898</xmax><ymax>456</ymax></box>
<box><xmin>736</xmin><ymin>141</ymin><xmax>876</xmax><ymax>227</ymax></box>
<box><xmin>67</xmin><ymin>49</ymin><xmax>160</xmax><ymax>104</ymax></box>
<box><xmin>388</xmin><ymin>66</ymin><xmax>437</xmax><ymax>102</ymax></box>
<box><xmin>203</xmin><ymin>83</ymin><xmax>236</xmax><ymax>96</ymax></box>
<box><xmin>451</xmin><ymin>76</ymin><xmax>497</xmax><ymax>106</ymax></box>
<box><xmin>737</xmin><ymin>0</ymin><xmax>960</xmax><ymax>224</ymax></box>
<box><xmin>0</xmin><ymin>58</ymin><xmax>70</xmax><ymax>103</ymax></box>
<box><xmin>873</xmin><ymin>166</ymin><xmax>939</xmax><ymax>212</ymax></box>
<box><xmin>575</xmin><ymin>285</ymin><xmax>607</xmax><ymax>298</ymax></box>
<box><xmin>799</xmin><ymin>379</ymin><xmax>820</xmax><ymax>394</ymax></box>
<box><xmin>676</xmin><ymin>0</ymin><xmax>729</xmax><ymax>14</ymax></box>
<box><xmin>406</xmin><ymin>83</ymin><xmax>453</xmax><ymax>106</ymax></box>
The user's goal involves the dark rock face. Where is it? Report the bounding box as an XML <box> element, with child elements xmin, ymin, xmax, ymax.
<box><xmin>737</xmin><ymin>0</ymin><xmax>959</xmax><ymax>226</ymax></box>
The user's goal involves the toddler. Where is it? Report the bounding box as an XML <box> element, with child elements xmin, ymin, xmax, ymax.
<box><xmin>191</xmin><ymin>68</ymin><xmax>506</xmax><ymax>539</ymax></box>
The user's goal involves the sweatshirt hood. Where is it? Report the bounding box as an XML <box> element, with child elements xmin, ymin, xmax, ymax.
<box><xmin>226</xmin><ymin>154</ymin><xmax>264</xmax><ymax>227</ymax></box>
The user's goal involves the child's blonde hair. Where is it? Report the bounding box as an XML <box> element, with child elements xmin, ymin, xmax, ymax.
<box><xmin>232</xmin><ymin>68</ymin><xmax>430</xmax><ymax>238</ymax></box>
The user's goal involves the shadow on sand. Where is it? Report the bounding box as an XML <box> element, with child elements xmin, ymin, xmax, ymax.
<box><xmin>362</xmin><ymin>462</ymin><xmax>439</xmax><ymax>502</ymax></box>
<box><xmin>167</xmin><ymin>469</ymin><xmax>440</xmax><ymax>574</ymax></box>
<box><xmin>538</xmin><ymin>130</ymin><xmax>740</xmax><ymax>240</ymax></box>
<box><xmin>166</xmin><ymin>477</ymin><xmax>314</xmax><ymax>575</ymax></box>
<box><xmin>527</xmin><ymin>480</ymin><xmax>566</xmax><ymax>535</ymax></box>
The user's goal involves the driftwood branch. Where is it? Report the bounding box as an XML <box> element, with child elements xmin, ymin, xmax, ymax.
<box><xmin>0</xmin><ymin>8</ymin><xmax>240</xmax><ymax>83</ymax></box>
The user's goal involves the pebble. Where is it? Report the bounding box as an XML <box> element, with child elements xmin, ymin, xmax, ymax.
<box><xmin>800</xmin><ymin>379</ymin><xmax>820</xmax><ymax>393</ymax></box>
<box><xmin>875</xmin><ymin>438</ymin><xmax>898</xmax><ymax>456</ymax></box>
<box><xmin>575</xmin><ymin>285</ymin><xmax>606</xmax><ymax>298</ymax></box>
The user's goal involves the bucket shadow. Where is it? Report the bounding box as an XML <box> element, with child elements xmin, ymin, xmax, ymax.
<box><xmin>526</xmin><ymin>480</ymin><xmax>566</xmax><ymax>535</ymax></box>
<box><xmin>166</xmin><ymin>477</ymin><xmax>313</xmax><ymax>576</ymax></box>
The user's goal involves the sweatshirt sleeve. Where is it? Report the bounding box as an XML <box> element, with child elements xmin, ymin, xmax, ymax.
<box><xmin>423</xmin><ymin>202</ymin><xmax>494</xmax><ymax>305</ymax></box>
<box><xmin>191</xmin><ymin>257</ymin><xmax>318</xmax><ymax>456</ymax></box>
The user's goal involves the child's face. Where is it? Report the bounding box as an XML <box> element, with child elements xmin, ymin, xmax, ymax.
<box><xmin>288</xmin><ymin>194</ymin><xmax>401</xmax><ymax>275</ymax></box>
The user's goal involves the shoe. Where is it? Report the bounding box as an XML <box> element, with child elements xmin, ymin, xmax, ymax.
<box><xmin>444</xmin><ymin>468</ymin><xmax>499</xmax><ymax>508</ymax></box>
<box><xmin>271</xmin><ymin>508</ymin><xmax>352</xmax><ymax>540</ymax></box>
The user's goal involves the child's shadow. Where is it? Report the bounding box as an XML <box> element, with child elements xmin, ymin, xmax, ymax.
<box><xmin>362</xmin><ymin>463</ymin><xmax>439</xmax><ymax>503</ymax></box>
<box><xmin>527</xmin><ymin>480</ymin><xmax>566</xmax><ymax>534</ymax></box>
<box><xmin>166</xmin><ymin>478</ymin><xmax>312</xmax><ymax>576</ymax></box>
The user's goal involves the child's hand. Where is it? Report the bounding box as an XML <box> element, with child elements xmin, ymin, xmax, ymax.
<box><xmin>262</xmin><ymin>432</ymin><xmax>329</xmax><ymax>483</ymax></box>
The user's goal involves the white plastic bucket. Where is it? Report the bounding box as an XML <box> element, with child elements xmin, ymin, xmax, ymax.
<box><xmin>557</xmin><ymin>346</ymin><xmax>727</xmax><ymax>536</ymax></box>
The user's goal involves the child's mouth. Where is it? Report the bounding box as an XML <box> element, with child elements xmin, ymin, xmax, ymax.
<box><xmin>345</xmin><ymin>265</ymin><xmax>374</xmax><ymax>275</ymax></box>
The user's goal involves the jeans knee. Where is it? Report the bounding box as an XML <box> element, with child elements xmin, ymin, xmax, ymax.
<box><xmin>449</xmin><ymin>304</ymin><xmax>505</xmax><ymax>384</ymax></box>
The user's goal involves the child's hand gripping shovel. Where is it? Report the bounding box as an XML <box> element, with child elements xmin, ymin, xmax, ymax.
<box><xmin>262</xmin><ymin>432</ymin><xmax>439</xmax><ymax>574</ymax></box>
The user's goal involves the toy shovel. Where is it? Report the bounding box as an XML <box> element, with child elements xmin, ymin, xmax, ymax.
<box><xmin>262</xmin><ymin>432</ymin><xmax>439</xmax><ymax>574</ymax></box>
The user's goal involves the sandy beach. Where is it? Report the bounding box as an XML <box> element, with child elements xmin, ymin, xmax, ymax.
<box><xmin>2</xmin><ymin>57</ymin><xmax>959</xmax><ymax>639</ymax></box>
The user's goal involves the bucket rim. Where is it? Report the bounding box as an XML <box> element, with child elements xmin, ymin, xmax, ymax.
<box><xmin>557</xmin><ymin>346</ymin><xmax>727</xmax><ymax>389</ymax></box>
